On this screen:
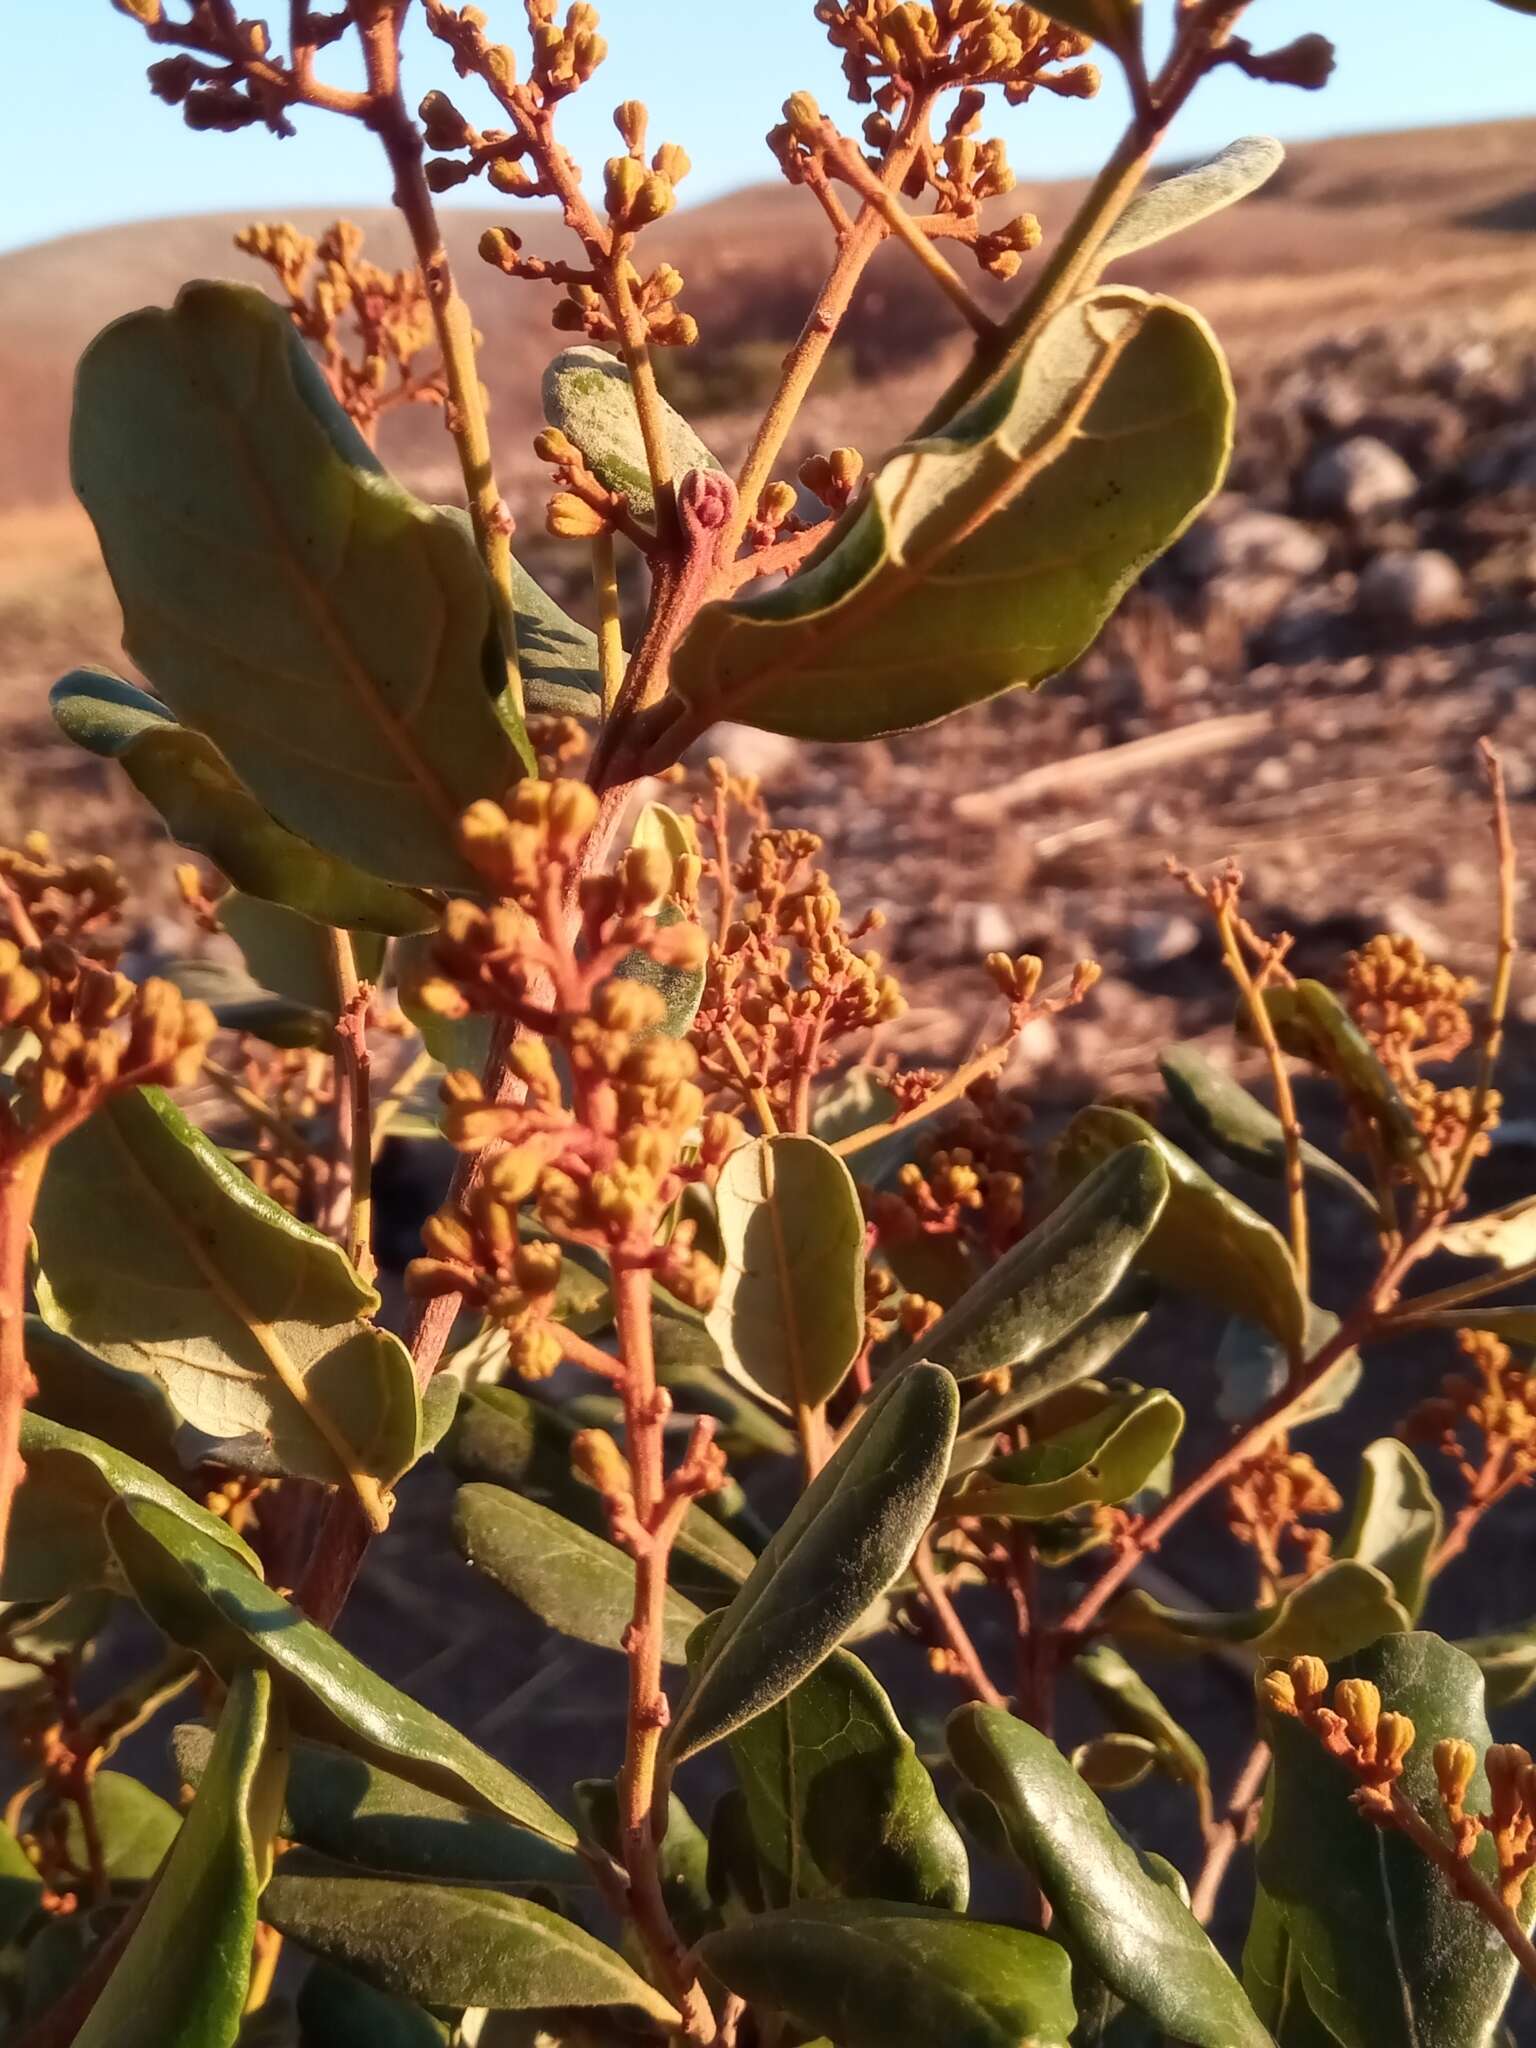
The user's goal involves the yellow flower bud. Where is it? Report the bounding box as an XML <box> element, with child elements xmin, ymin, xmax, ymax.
<box><xmin>1434</xmin><ymin>1737</ymin><xmax>1477</xmax><ymax>1814</ymax></box>
<box><xmin>1258</xmin><ymin>1669</ymin><xmax>1298</xmax><ymax>1717</ymax></box>
<box><xmin>1287</xmin><ymin>1656</ymin><xmax>1329</xmax><ymax>1709</ymax></box>
<box><xmin>1376</xmin><ymin>1712</ymin><xmax>1416</xmax><ymax>1774</ymax></box>
<box><xmin>1333</xmin><ymin>1680</ymin><xmax>1381</xmax><ymax>1746</ymax></box>
<box><xmin>547</xmin><ymin>491</ymin><xmax>609</xmax><ymax>540</ymax></box>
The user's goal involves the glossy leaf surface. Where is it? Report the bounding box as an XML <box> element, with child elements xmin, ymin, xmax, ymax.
<box><xmin>697</xmin><ymin>1902</ymin><xmax>1076</xmax><ymax>2048</ymax></box>
<box><xmin>947</xmin><ymin>1704</ymin><xmax>1269</xmax><ymax>2048</ymax></box>
<box><xmin>104</xmin><ymin>1497</ymin><xmax>577</xmax><ymax>1848</ymax></box>
<box><xmin>3</xmin><ymin>1409</ymin><xmax>259</xmax><ymax>1605</ymax></box>
<box><xmin>1337</xmin><ymin>1439</ymin><xmax>1441</xmax><ymax>1622</ymax></box>
<box><xmin>947</xmin><ymin>1384</ymin><xmax>1183</xmax><ymax>1521</ymax></box>
<box><xmin>1108</xmin><ymin>1557</ymin><xmax>1408</xmax><ymax>1661</ymax></box>
<box><xmin>1258</xmin><ymin>1631</ymin><xmax>1521</xmax><ymax>2048</ymax></box>
<box><xmin>174</xmin><ymin>1725</ymin><xmax>584</xmax><ymax>1888</ymax></box>
<box><xmin>75</xmin><ymin>1666</ymin><xmax>284</xmax><ymax>2048</ymax></box>
<box><xmin>712</xmin><ymin>1624</ymin><xmax>970</xmax><ymax>1910</ymax></box>
<box><xmin>1160</xmin><ymin>1042</ymin><xmax>1372</xmax><ymax>1212</ymax></box>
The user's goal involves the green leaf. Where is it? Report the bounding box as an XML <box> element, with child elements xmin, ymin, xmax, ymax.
<box><xmin>1455</xmin><ymin>1619</ymin><xmax>1536</xmax><ymax>1708</ymax></box>
<box><xmin>511</xmin><ymin>556</ymin><xmax>603</xmax><ymax>720</ymax></box>
<box><xmin>954</xmin><ymin>1279</ymin><xmax>1155</xmax><ymax>1447</ymax></box>
<box><xmin>34</xmin><ymin>1086</ymin><xmax>420</xmax><ymax>1503</ymax></box>
<box><xmin>669</xmin><ymin>287</ymin><xmax>1229</xmax><ymax>742</ymax></box>
<box><xmin>441</xmin><ymin>1383</ymin><xmax>587</xmax><ymax>1499</ymax></box>
<box><xmin>75</xmin><ymin>1665</ymin><xmax>284</xmax><ymax>2048</ymax></box>
<box><xmin>71</xmin><ymin>281</ymin><xmax>530</xmax><ymax>889</ymax></box>
<box><xmin>663</xmin><ymin>1363</ymin><xmax>959</xmax><ymax>1766</ymax></box>
<box><xmin>3</xmin><ymin>1410</ymin><xmax>260</xmax><ymax>1605</ymax></box>
<box><xmin>575</xmin><ymin>1778</ymin><xmax>715</xmax><ymax>1946</ymax></box>
<box><xmin>24</xmin><ymin>1317</ymin><xmax>184</xmax><ymax>1478</ymax></box>
<box><xmin>651</xmin><ymin>1319</ymin><xmax>799</xmax><ymax>1461</ymax></box>
<box><xmin>451</xmin><ymin>1483</ymin><xmax>706</xmax><ymax>1663</ymax></box>
<box><xmin>264</xmin><ymin>1856</ymin><xmax>679</xmax><ymax>2024</ymax></box>
<box><xmin>1160</xmin><ymin>1042</ymin><xmax>1373</xmax><ymax>1213</ymax></box>
<box><xmin>707</xmin><ymin>1133</ymin><xmax>865</xmax><ymax>1414</ymax></box>
<box><xmin>1070</xmin><ymin>1732</ymin><xmax>1162</xmax><ymax>1793</ymax></box>
<box><xmin>1041</xmin><ymin>0</ymin><xmax>1141</xmax><ymax>58</ymax></box>
<box><xmin>64</xmin><ymin>1772</ymin><xmax>181</xmax><ymax>1884</ymax></box>
<box><xmin>49</xmin><ymin>669</ymin><xmax>434</xmax><ymax>936</ymax></box>
<box><xmin>162</xmin><ymin>952</ymin><xmax>331</xmax><ymax>1050</ymax></box>
<box><xmin>296</xmin><ymin>1964</ymin><xmax>448</xmax><ymax>2048</ymax></box>
<box><xmin>902</xmin><ymin>1145</ymin><xmax>1169</xmax><ymax>1384</ymax></box>
<box><xmin>220</xmin><ymin>895</ymin><xmax>386</xmax><ymax>1019</ymax></box>
<box><xmin>612</xmin><ymin>902</ymin><xmax>706</xmax><ymax>1039</ymax></box>
<box><xmin>1108</xmin><ymin>1557</ymin><xmax>1409</xmax><ymax>1662</ymax></box>
<box><xmin>1101</xmin><ymin>138</ymin><xmax>1285</xmax><ymax>264</ymax></box>
<box><xmin>1439</xmin><ymin>1194</ymin><xmax>1536</xmax><ymax>1268</ymax></box>
<box><xmin>1073</xmin><ymin>1643</ymin><xmax>1211</xmax><ymax>1825</ymax></box>
<box><xmin>697</xmin><ymin>1902</ymin><xmax>1075</xmax><ymax>2048</ymax></box>
<box><xmin>0</xmin><ymin>1820</ymin><xmax>42</xmax><ymax>1947</ymax></box>
<box><xmin>1059</xmin><ymin>1105</ymin><xmax>1308</xmax><ymax>1354</ymax></box>
<box><xmin>946</xmin><ymin>1705</ymin><xmax>1269</xmax><ymax>2048</ymax></box>
<box><xmin>1257</xmin><ymin>1631</ymin><xmax>1523</xmax><ymax>2048</ymax></box>
<box><xmin>1215</xmin><ymin>1307</ymin><xmax>1361</xmax><ymax>1427</ymax></box>
<box><xmin>1337</xmin><ymin>1439</ymin><xmax>1441</xmax><ymax>1623</ymax></box>
<box><xmin>945</xmin><ymin>1384</ymin><xmax>1183</xmax><ymax>1521</ymax></box>
<box><xmin>103</xmin><ymin>1496</ymin><xmax>578</xmax><ymax>1849</ymax></box>
<box><xmin>1242</xmin><ymin>1882</ymin><xmax>1347</xmax><ymax>2047</ymax></box>
<box><xmin>542</xmin><ymin>344</ymin><xmax>723</xmax><ymax>526</ymax></box>
<box><xmin>707</xmin><ymin>1622</ymin><xmax>970</xmax><ymax>1910</ymax></box>
<box><xmin>174</xmin><ymin>1725</ymin><xmax>585</xmax><ymax>1889</ymax></box>
<box><xmin>1263</xmin><ymin>982</ymin><xmax>1422</xmax><ymax>1170</ymax></box>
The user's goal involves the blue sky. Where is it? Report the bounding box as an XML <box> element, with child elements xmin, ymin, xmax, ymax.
<box><xmin>1</xmin><ymin>3</ymin><xmax>1531</xmax><ymax>255</ymax></box>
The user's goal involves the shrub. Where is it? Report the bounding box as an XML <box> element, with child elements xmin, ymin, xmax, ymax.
<box><xmin>0</xmin><ymin>2</ymin><xmax>1532</xmax><ymax>2043</ymax></box>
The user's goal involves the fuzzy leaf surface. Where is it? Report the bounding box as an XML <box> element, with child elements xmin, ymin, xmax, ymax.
<box><xmin>542</xmin><ymin>344</ymin><xmax>723</xmax><ymax>525</ymax></box>
<box><xmin>71</xmin><ymin>281</ymin><xmax>530</xmax><ymax>887</ymax></box>
<box><xmin>670</xmin><ymin>288</ymin><xmax>1230</xmax><ymax>740</ymax></box>
<box><xmin>1101</xmin><ymin>137</ymin><xmax>1285</xmax><ymax>262</ymax></box>
<box><xmin>663</xmin><ymin>1364</ymin><xmax>958</xmax><ymax>1765</ymax></box>
<box><xmin>1059</xmin><ymin>1104</ymin><xmax>1308</xmax><ymax>1352</ymax></box>
<box><xmin>1107</xmin><ymin>1557</ymin><xmax>1409</xmax><ymax>1661</ymax></box>
<box><xmin>264</xmin><ymin>1857</ymin><xmax>678</xmax><ymax>2023</ymax></box>
<box><xmin>903</xmin><ymin>1144</ymin><xmax>1169</xmax><ymax>1384</ymax></box>
<box><xmin>452</xmin><ymin>1483</ymin><xmax>706</xmax><ymax>1663</ymax></box>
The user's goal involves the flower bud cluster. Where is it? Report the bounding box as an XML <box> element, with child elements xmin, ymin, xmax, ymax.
<box><xmin>812</xmin><ymin>2</ymin><xmax>1096</xmax><ymax>108</ymax></box>
<box><xmin>867</xmin><ymin>1075</ymin><xmax>1032</xmax><ymax>1260</ymax></box>
<box><xmin>798</xmin><ymin>446</ymin><xmax>865</xmax><ymax>514</ymax></box>
<box><xmin>691</xmin><ymin>805</ymin><xmax>906</xmax><ymax>1130</ymax></box>
<box><xmin>0</xmin><ymin>859</ymin><xmax>216</xmax><ymax>1154</ymax></box>
<box><xmin>236</xmin><ymin>218</ymin><xmax>446</xmax><ymax>440</ymax></box>
<box><xmin>0</xmin><ymin>836</ymin><xmax>126</xmax><ymax>956</ymax></box>
<box><xmin>1225</xmin><ymin>1433</ymin><xmax>1341</xmax><ymax>1587</ymax></box>
<box><xmin>1259</xmin><ymin>1661</ymin><xmax>1417</xmax><ymax>1816</ymax></box>
<box><xmin>1268</xmin><ymin>1662</ymin><xmax>1536</xmax><ymax>1910</ymax></box>
<box><xmin>1405</xmin><ymin>1328</ymin><xmax>1536</xmax><ymax>1515</ymax></box>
